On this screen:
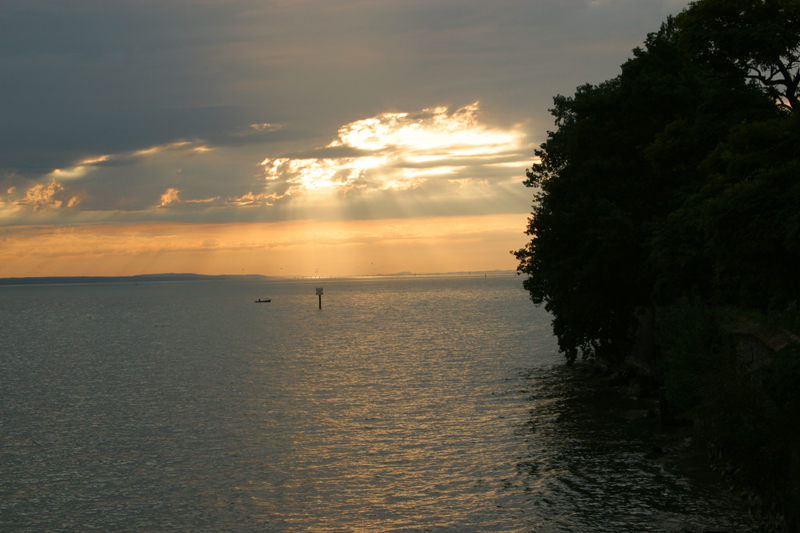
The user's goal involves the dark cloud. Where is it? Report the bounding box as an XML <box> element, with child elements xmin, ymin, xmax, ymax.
<box><xmin>1</xmin><ymin>0</ymin><xmax>690</xmax><ymax>226</ymax></box>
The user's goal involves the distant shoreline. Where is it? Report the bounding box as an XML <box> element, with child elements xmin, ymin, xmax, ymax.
<box><xmin>0</xmin><ymin>271</ymin><xmax>517</xmax><ymax>286</ymax></box>
<box><xmin>0</xmin><ymin>273</ymin><xmax>270</xmax><ymax>286</ymax></box>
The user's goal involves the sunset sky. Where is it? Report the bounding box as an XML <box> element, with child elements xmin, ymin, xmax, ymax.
<box><xmin>1</xmin><ymin>0</ymin><xmax>690</xmax><ymax>277</ymax></box>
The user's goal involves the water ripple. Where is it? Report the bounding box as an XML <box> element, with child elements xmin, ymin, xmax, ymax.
<box><xmin>0</xmin><ymin>277</ymin><xmax>758</xmax><ymax>531</ymax></box>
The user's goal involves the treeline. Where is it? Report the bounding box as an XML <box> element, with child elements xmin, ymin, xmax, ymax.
<box><xmin>515</xmin><ymin>0</ymin><xmax>799</xmax><ymax>527</ymax></box>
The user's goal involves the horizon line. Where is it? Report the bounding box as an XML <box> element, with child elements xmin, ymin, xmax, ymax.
<box><xmin>0</xmin><ymin>270</ymin><xmax>519</xmax><ymax>286</ymax></box>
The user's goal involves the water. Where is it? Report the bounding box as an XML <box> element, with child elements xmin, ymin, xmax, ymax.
<box><xmin>0</xmin><ymin>275</ymin><xmax>756</xmax><ymax>531</ymax></box>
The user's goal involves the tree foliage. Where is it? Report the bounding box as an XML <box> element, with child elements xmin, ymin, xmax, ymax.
<box><xmin>515</xmin><ymin>0</ymin><xmax>799</xmax><ymax>363</ymax></box>
<box><xmin>675</xmin><ymin>0</ymin><xmax>800</xmax><ymax>111</ymax></box>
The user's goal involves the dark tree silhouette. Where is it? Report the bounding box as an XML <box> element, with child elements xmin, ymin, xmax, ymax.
<box><xmin>675</xmin><ymin>0</ymin><xmax>800</xmax><ymax>112</ymax></box>
<box><xmin>514</xmin><ymin>2</ymin><xmax>794</xmax><ymax>363</ymax></box>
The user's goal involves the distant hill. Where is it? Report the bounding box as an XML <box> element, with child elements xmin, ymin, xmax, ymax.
<box><xmin>0</xmin><ymin>273</ymin><xmax>272</xmax><ymax>286</ymax></box>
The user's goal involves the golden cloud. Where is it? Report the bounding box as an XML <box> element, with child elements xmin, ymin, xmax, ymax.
<box><xmin>159</xmin><ymin>187</ymin><xmax>181</xmax><ymax>207</ymax></box>
<box><xmin>15</xmin><ymin>181</ymin><xmax>79</xmax><ymax>211</ymax></box>
<box><xmin>258</xmin><ymin>102</ymin><xmax>526</xmax><ymax>199</ymax></box>
<box><xmin>44</xmin><ymin>140</ymin><xmax>214</xmax><ymax>184</ymax></box>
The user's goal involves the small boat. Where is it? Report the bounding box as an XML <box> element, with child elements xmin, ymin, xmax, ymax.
<box><xmin>254</xmin><ymin>298</ymin><xmax>271</xmax><ymax>303</ymax></box>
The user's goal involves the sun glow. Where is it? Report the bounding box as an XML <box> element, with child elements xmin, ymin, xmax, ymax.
<box><xmin>258</xmin><ymin>102</ymin><xmax>526</xmax><ymax>199</ymax></box>
<box><xmin>262</xmin><ymin>155</ymin><xmax>393</xmax><ymax>195</ymax></box>
<box><xmin>2</xmin><ymin>103</ymin><xmax>533</xmax><ymax>278</ymax></box>
<box><xmin>330</xmin><ymin>103</ymin><xmax>517</xmax><ymax>154</ymax></box>
<box><xmin>0</xmin><ymin>214</ymin><xmax>529</xmax><ymax>278</ymax></box>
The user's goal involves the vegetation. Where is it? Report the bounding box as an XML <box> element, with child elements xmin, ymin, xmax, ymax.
<box><xmin>515</xmin><ymin>0</ymin><xmax>800</xmax><ymax>526</ymax></box>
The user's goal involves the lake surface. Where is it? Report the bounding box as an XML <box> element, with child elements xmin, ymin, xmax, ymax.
<box><xmin>1</xmin><ymin>275</ymin><xmax>757</xmax><ymax>531</ymax></box>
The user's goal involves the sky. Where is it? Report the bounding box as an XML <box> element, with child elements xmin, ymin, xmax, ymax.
<box><xmin>1</xmin><ymin>0</ymin><xmax>691</xmax><ymax>277</ymax></box>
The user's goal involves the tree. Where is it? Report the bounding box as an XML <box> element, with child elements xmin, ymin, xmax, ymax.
<box><xmin>652</xmin><ymin>113</ymin><xmax>800</xmax><ymax>308</ymax></box>
<box><xmin>515</xmin><ymin>4</ymin><xmax>786</xmax><ymax>363</ymax></box>
<box><xmin>675</xmin><ymin>0</ymin><xmax>800</xmax><ymax>112</ymax></box>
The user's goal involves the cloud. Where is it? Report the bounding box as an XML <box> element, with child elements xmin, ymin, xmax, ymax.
<box><xmin>225</xmin><ymin>191</ymin><xmax>284</xmax><ymax>207</ymax></box>
<box><xmin>1</xmin><ymin>0</ymin><xmax>691</xmax><ymax>183</ymax></box>
<box><xmin>159</xmin><ymin>188</ymin><xmax>181</xmax><ymax>207</ymax></box>
<box><xmin>1</xmin><ymin>0</ymin><xmax>694</xmax><ymax>232</ymax></box>
<box><xmin>13</xmin><ymin>181</ymin><xmax>79</xmax><ymax>211</ymax></box>
<box><xmin>40</xmin><ymin>140</ymin><xmax>216</xmax><ymax>187</ymax></box>
<box><xmin>258</xmin><ymin>102</ymin><xmax>527</xmax><ymax>201</ymax></box>
<box><xmin>248</xmin><ymin>122</ymin><xmax>279</xmax><ymax>132</ymax></box>
<box><xmin>0</xmin><ymin>101</ymin><xmax>533</xmax><ymax>227</ymax></box>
